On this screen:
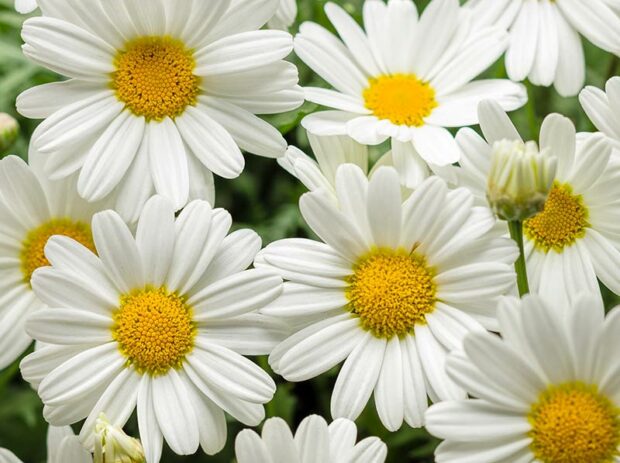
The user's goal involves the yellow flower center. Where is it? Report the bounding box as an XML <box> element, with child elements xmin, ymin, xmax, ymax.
<box><xmin>20</xmin><ymin>218</ymin><xmax>95</xmax><ymax>284</ymax></box>
<box><xmin>112</xmin><ymin>36</ymin><xmax>201</xmax><ymax>121</ymax></box>
<box><xmin>524</xmin><ymin>182</ymin><xmax>589</xmax><ymax>252</ymax></box>
<box><xmin>346</xmin><ymin>248</ymin><xmax>436</xmax><ymax>339</ymax></box>
<box><xmin>363</xmin><ymin>74</ymin><xmax>437</xmax><ymax>127</ymax></box>
<box><xmin>112</xmin><ymin>287</ymin><xmax>196</xmax><ymax>376</ymax></box>
<box><xmin>529</xmin><ymin>382</ymin><xmax>620</xmax><ymax>463</ymax></box>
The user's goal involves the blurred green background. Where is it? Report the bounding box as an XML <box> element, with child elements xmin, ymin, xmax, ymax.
<box><xmin>0</xmin><ymin>0</ymin><xmax>616</xmax><ymax>461</ymax></box>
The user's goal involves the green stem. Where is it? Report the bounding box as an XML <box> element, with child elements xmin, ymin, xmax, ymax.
<box><xmin>525</xmin><ymin>81</ymin><xmax>538</xmax><ymax>140</ymax></box>
<box><xmin>508</xmin><ymin>220</ymin><xmax>530</xmax><ymax>297</ymax></box>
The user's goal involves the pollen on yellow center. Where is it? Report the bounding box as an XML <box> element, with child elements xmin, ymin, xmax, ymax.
<box><xmin>112</xmin><ymin>286</ymin><xmax>196</xmax><ymax>376</ymax></box>
<box><xmin>528</xmin><ymin>382</ymin><xmax>620</xmax><ymax>463</ymax></box>
<box><xmin>524</xmin><ymin>182</ymin><xmax>589</xmax><ymax>252</ymax></box>
<box><xmin>363</xmin><ymin>74</ymin><xmax>438</xmax><ymax>127</ymax></box>
<box><xmin>20</xmin><ymin>218</ymin><xmax>95</xmax><ymax>284</ymax></box>
<box><xmin>112</xmin><ymin>36</ymin><xmax>201</xmax><ymax>121</ymax></box>
<box><xmin>346</xmin><ymin>248</ymin><xmax>436</xmax><ymax>339</ymax></box>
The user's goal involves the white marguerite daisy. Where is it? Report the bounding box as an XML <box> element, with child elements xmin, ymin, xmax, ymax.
<box><xmin>295</xmin><ymin>0</ymin><xmax>527</xmax><ymax>187</ymax></box>
<box><xmin>14</xmin><ymin>0</ymin><xmax>37</xmax><ymax>14</ymax></box>
<box><xmin>256</xmin><ymin>164</ymin><xmax>518</xmax><ymax>431</ymax></box>
<box><xmin>580</xmin><ymin>76</ymin><xmax>620</xmax><ymax>150</ymax></box>
<box><xmin>465</xmin><ymin>0</ymin><xmax>620</xmax><ymax>97</ymax></box>
<box><xmin>426</xmin><ymin>293</ymin><xmax>620</xmax><ymax>463</ymax></box>
<box><xmin>19</xmin><ymin>195</ymin><xmax>287</xmax><ymax>463</ymax></box>
<box><xmin>17</xmin><ymin>0</ymin><xmax>304</xmax><ymax>222</ymax></box>
<box><xmin>0</xmin><ymin>153</ymin><xmax>111</xmax><ymax>370</ymax></box>
<box><xmin>445</xmin><ymin>99</ymin><xmax>620</xmax><ymax>306</ymax></box>
<box><xmin>269</xmin><ymin>0</ymin><xmax>298</xmax><ymax>30</ymax></box>
<box><xmin>235</xmin><ymin>415</ymin><xmax>387</xmax><ymax>463</ymax></box>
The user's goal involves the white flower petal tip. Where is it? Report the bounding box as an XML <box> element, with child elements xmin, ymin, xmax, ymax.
<box><xmin>234</xmin><ymin>415</ymin><xmax>387</xmax><ymax>463</ymax></box>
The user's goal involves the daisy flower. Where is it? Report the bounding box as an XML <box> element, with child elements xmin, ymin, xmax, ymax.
<box><xmin>465</xmin><ymin>0</ymin><xmax>620</xmax><ymax>97</ymax></box>
<box><xmin>295</xmin><ymin>0</ymin><xmax>527</xmax><ymax>187</ymax></box>
<box><xmin>0</xmin><ymin>153</ymin><xmax>111</xmax><ymax>370</ymax></box>
<box><xmin>580</xmin><ymin>76</ymin><xmax>620</xmax><ymax>150</ymax></box>
<box><xmin>17</xmin><ymin>0</ymin><xmax>304</xmax><ymax>222</ymax></box>
<box><xmin>20</xmin><ymin>196</ymin><xmax>287</xmax><ymax>463</ymax></box>
<box><xmin>235</xmin><ymin>415</ymin><xmax>387</xmax><ymax>463</ymax></box>
<box><xmin>269</xmin><ymin>0</ymin><xmax>298</xmax><ymax>30</ymax></box>
<box><xmin>426</xmin><ymin>293</ymin><xmax>620</xmax><ymax>463</ymax></box>
<box><xmin>14</xmin><ymin>0</ymin><xmax>37</xmax><ymax>14</ymax></box>
<box><xmin>256</xmin><ymin>164</ymin><xmax>518</xmax><ymax>431</ymax></box>
<box><xmin>446</xmin><ymin>99</ymin><xmax>620</xmax><ymax>306</ymax></box>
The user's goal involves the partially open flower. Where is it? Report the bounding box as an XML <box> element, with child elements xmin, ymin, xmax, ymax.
<box><xmin>0</xmin><ymin>113</ymin><xmax>18</xmax><ymax>153</ymax></box>
<box><xmin>487</xmin><ymin>139</ymin><xmax>557</xmax><ymax>221</ymax></box>
<box><xmin>94</xmin><ymin>415</ymin><xmax>144</xmax><ymax>463</ymax></box>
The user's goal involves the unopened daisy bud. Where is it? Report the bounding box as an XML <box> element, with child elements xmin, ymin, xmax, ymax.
<box><xmin>0</xmin><ymin>113</ymin><xmax>18</xmax><ymax>153</ymax></box>
<box><xmin>487</xmin><ymin>139</ymin><xmax>557</xmax><ymax>221</ymax></box>
<box><xmin>94</xmin><ymin>414</ymin><xmax>145</xmax><ymax>463</ymax></box>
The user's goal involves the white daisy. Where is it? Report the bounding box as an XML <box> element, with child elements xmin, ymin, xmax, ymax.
<box><xmin>580</xmin><ymin>76</ymin><xmax>620</xmax><ymax>150</ymax></box>
<box><xmin>446</xmin><ymin>99</ymin><xmax>620</xmax><ymax>306</ymax></box>
<box><xmin>465</xmin><ymin>0</ymin><xmax>620</xmax><ymax>97</ymax></box>
<box><xmin>426</xmin><ymin>293</ymin><xmax>620</xmax><ymax>463</ymax></box>
<box><xmin>17</xmin><ymin>0</ymin><xmax>304</xmax><ymax>222</ymax></box>
<box><xmin>0</xmin><ymin>153</ymin><xmax>111</xmax><ymax>371</ymax></box>
<box><xmin>295</xmin><ymin>0</ymin><xmax>527</xmax><ymax>187</ymax></box>
<box><xmin>20</xmin><ymin>196</ymin><xmax>287</xmax><ymax>463</ymax></box>
<box><xmin>269</xmin><ymin>0</ymin><xmax>298</xmax><ymax>30</ymax></box>
<box><xmin>14</xmin><ymin>0</ymin><xmax>37</xmax><ymax>14</ymax></box>
<box><xmin>256</xmin><ymin>164</ymin><xmax>518</xmax><ymax>431</ymax></box>
<box><xmin>235</xmin><ymin>415</ymin><xmax>387</xmax><ymax>463</ymax></box>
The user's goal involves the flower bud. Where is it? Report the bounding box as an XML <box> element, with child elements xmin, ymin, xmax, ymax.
<box><xmin>94</xmin><ymin>414</ymin><xmax>145</xmax><ymax>463</ymax></box>
<box><xmin>0</xmin><ymin>113</ymin><xmax>19</xmax><ymax>153</ymax></box>
<box><xmin>487</xmin><ymin>139</ymin><xmax>557</xmax><ymax>221</ymax></box>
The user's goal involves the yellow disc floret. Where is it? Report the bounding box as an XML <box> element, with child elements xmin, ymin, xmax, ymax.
<box><xmin>524</xmin><ymin>182</ymin><xmax>589</xmax><ymax>252</ymax></box>
<box><xmin>112</xmin><ymin>36</ymin><xmax>200</xmax><ymax>121</ymax></box>
<box><xmin>112</xmin><ymin>287</ymin><xmax>196</xmax><ymax>376</ymax></box>
<box><xmin>346</xmin><ymin>248</ymin><xmax>436</xmax><ymax>339</ymax></box>
<box><xmin>20</xmin><ymin>218</ymin><xmax>95</xmax><ymax>283</ymax></box>
<box><xmin>528</xmin><ymin>382</ymin><xmax>620</xmax><ymax>463</ymax></box>
<box><xmin>363</xmin><ymin>74</ymin><xmax>437</xmax><ymax>127</ymax></box>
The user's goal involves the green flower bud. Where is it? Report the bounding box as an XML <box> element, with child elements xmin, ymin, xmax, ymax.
<box><xmin>0</xmin><ymin>113</ymin><xmax>19</xmax><ymax>153</ymax></box>
<box><xmin>94</xmin><ymin>414</ymin><xmax>145</xmax><ymax>463</ymax></box>
<box><xmin>487</xmin><ymin>139</ymin><xmax>557</xmax><ymax>222</ymax></box>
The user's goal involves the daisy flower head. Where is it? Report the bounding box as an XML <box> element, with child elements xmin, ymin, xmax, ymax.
<box><xmin>426</xmin><ymin>293</ymin><xmax>620</xmax><ymax>463</ymax></box>
<box><xmin>269</xmin><ymin>0</ymin><xmax>298</xmax><ymax>30</ymax></box>
<box><xmin>235</xmin><ymin>415</ymin><xmax>387</xmax><ymax>463</ymax></box>
<box><xmin>580</xmin><ymin>76</ymin><xmax>620</xmax><ymax>150</ymax></box>
<box><xmin>20</xmin><ymin>196</ymin><xmax>287</xmax><ymax>463</ymax></box>
<box><xmin>17</xmin><ymin>0</ymin><xmax>304</xmax><ymax>222</ymax></box>
<box><xmin>0</xmin><ymin>152</ymin><xmax>110</xmax><ymax>371</ymax></box>
<box><xmin>256</xmin><ymin>164</ymin><xmax>518</xmax><ymax>431</ymax></box>
<box><xmin>296</xmin><ymin>0</ymin><xmax>527</xmax><ymax>188</ymax></box>
<box><xmin>448</xmin><ymin>99</ymin><xmax>620</xmax><ymax>307</ymax></box>
<box><xmin>465</xmin><ymin>0</ymin><xmax>620</xmax><ymax>97</ymax></box>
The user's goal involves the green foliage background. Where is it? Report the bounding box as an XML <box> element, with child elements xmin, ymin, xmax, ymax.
<box><xmin>0</xmin><ymin>0</ymin><xmax>617</xmax><ymax>461</ymax></box>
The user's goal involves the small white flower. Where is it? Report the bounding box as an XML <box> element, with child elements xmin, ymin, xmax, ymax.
<box><xmin>0</xmin><ymin>153</ymin><xmax>110</xmax><ymax>370</ymax></box>
<box><xmin>269</xmin><ymin>0</ymin><xmax>298</xmax><ymax>30</ymax></box>
<box><xmin>257</xmin><ymin>164</ymin><xmax>517</xmax><ymax>431</ymax></box>
<box><xmin>465</xmin><ymin>0</ymin><xmax>620</xmax><ymax>96</ymax></box>
<box><xmin>18</xmin><ymin>0</ymin><xmax>303</xmax><ymax>222</ymax></box>
<box><xmin>235</xmin><ymin>415</ymin><xmax>387</xmax><ymax>463</ymax></box>
<box><xmin>295</xmin><ymin>0</ymin><xmax>527</xmax><ymax>187</ymax></box>
<box><xmin>20</xmin><ymin>196</ymin><xmax>287</xmax><ymax>463</ymax></box>
<box><xmin>426</xmin><ymin>293</ymin><xmax>620</xmax><ymax>463</ymax></box>
<box><xmin>487</xmin><ymin>139</ymin><xmax>557</xmax><ymax>221</ymax></box>
<box><xmin>94</xmin><ymin>414</ymin><xmax>144</xmax><ymax>463</ymax></box>
<box><xmin>444</xmin><ymin>99</ymin><xmax>620</xmax><ymax>307</ymax></box>
<box><xmin>580</xmin><ymin>76</ymin><xmax>620</xmax><ymax>151</ymax></box>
